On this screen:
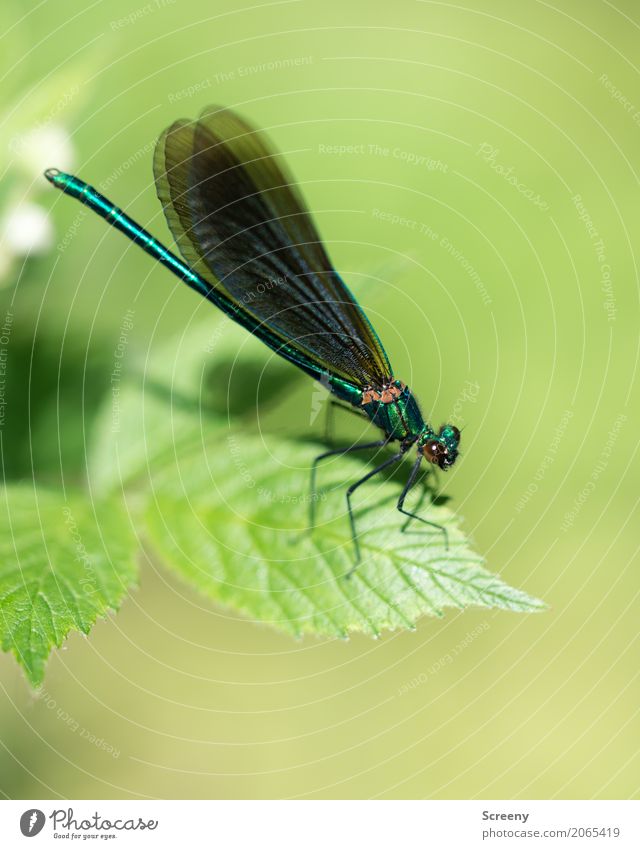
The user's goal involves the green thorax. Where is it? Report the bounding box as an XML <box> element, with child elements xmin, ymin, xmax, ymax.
<box><xmin>329</xmin><ymin>377</ymin><xmax>427</xmax><ymax>442</ymax></box>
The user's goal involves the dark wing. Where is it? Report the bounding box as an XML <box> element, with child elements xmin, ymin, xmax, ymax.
<box><xmin>153</xmin><ymin>105</ymin><xmax>391</xmax><ymax>388</ymax></box>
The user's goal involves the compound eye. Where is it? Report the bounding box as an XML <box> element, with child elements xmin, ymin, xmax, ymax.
<box><xmin>440</xmin><ymin>424</ymin><xmax>460</xmax><ymax>442</ymax></box>
<box><xmin>422</xmin><ymin>439</ymin><xmax>446</xmax><ymax>464</ymax></box>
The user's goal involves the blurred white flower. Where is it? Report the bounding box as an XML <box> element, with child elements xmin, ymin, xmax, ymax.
<box><xmin>1</xmin><ymin>202</ymin><xmax>54</xmax><ymax>255</ymax></box>
<box><xmin>0</xmin><ymin>63</ymin><xmax>88</xmax><ymax>285</ymax></box>
<box><xmin>12</xmin><ymin>124</ymin><xmax>75</xmax><ymax>179</ymax></box>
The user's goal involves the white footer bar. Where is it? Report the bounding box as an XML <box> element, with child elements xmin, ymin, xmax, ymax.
<box><xmin>0</xmin><ymin>799</ymin><xmax>638</xmax><ymax>848</ymax></box>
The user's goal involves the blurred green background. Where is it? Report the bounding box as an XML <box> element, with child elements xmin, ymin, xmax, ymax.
<box><xmin>1</xmin><ymin>0</ymin><xmax>638</xmax><ymax>799</ymax></box>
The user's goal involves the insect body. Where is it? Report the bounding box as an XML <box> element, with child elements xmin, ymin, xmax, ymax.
<box><xmin>45</xmin><ymin>105</ymin><xmax>460</xmax><ymax>565</ymax></box>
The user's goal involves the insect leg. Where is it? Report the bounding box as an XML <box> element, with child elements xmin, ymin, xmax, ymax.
<box><xmin>397</xmin><ymin>456</ymin><xmax>449</xmax><ymax>549</ymax></box>
<box><xmin>310</xmin><ymin>439</ymin><xmax>390</xmax><ymax>530</ymax></box>
<box><xmin>346</xmin><ymin>450</ymin><xmax>405</xmax><ymax>570</ymax></box>
<box><xmin>324</xmin><ymin>399</ymin><xmax>368</xmax><ymax>444</ymax></box>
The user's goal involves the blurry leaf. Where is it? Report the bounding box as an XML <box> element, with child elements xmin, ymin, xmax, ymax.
<box><xmin>87</xmin><ymin>380</ymin><xmax>204</xmax><ymax>497</ymax></box>
<box><xmin>142</xmin><ymin>435</ymin><xmax>545</xmax><ymax>638</ymax></box>
<box><xmin>0</xmin><ymin>486</ymin><xmax>137</xmax><ymax>686</ymax></box>
<box><xmin>1</xmin><ymin>53</ymin><xmax>101</xmax><ymax>143</ymax></box>
<box><xmin>87</xmin><ymin>317</ymin><xmax>298</xmax><ymax>495</ymax></box>
<box><xmin>0</xmin><ymin>4</ymin><xmax>29</xmax><ymax>98</ymax></box>
<box><xmin>0</xmin><ymin>329</ymin><xmax>112</xmax><ymax>484</ymax></box>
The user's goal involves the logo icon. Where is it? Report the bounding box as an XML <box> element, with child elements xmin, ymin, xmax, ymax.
<box><xmin>20</xmin><ymin>809</ymin><xmax>45</xmax><ymax>837</ymax></box>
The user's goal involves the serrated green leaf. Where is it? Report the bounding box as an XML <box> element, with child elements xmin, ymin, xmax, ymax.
<box><xmin>0</xmin><ymin>487</ymin><xmax>137</xmax><ymax>685</ymax></box>
<box><xmin>141</xmin><ymin>435</ymin><xmax>545</xmax><ymax>638</ymax></box>
<box><xmin>84</xmin><ymin>319</ymin><xmax>545</xmax><ymax>649</ymax></box>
